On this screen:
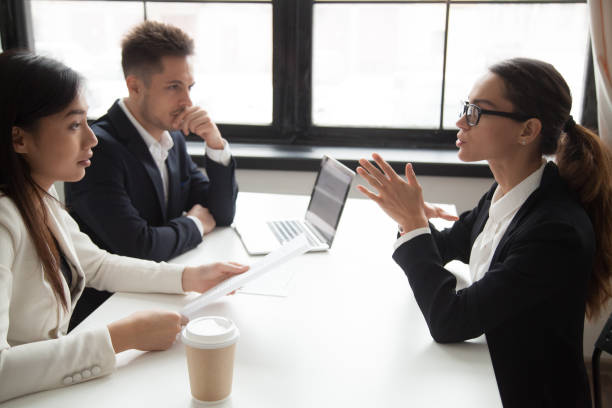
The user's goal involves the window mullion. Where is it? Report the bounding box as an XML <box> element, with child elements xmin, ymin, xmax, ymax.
<box><xmin>295</xmin><ymin>0</ymin><xmax>313</xmax><ymax>139</ymax></box>
<box><xmin>1</xmin><ymin>0</ymin><xmax>34</xmax><ymax>50</ymax></box>
<box><xmin>439</xmin><ymin>1</ymin><xmax>450</xmax><ymax>130</ymax></box>
<box><xmin>273</xmin><ymin>0</ymin><xmax>313</xmax><ymax>143</ymax></box>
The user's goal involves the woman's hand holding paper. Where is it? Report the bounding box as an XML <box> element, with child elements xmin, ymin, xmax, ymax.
<box><xmin>182</xmin><ymin>262</ymin><xmax>250</xmax><ymax>293</ymax></box>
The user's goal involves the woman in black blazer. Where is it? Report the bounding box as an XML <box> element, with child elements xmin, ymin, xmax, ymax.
<box><xmin>357</xmin><ymin>58</ymin><xmax>612</xmax><ymax>407</ymax></box>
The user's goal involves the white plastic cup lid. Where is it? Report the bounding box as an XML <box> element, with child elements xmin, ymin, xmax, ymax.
<box><xmin>182</xmin><ymin>316</ymin><xmax>240</xmax><ymax>349</ymax></box>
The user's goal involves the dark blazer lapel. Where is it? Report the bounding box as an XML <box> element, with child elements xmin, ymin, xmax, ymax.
<box><xmin>471</xmin><ymin>195</ymin><xmax>492</xmax><ymax>246</ymax></box>
<box><xmin>488</xmin><ymin>162</ymin><xmax>559</xmax><ymax>265</ymax></box>
<box><xmin>165</xmin><ymin>137</ymin><xmax>181</xmax><ymax>218</ymax></box>
<box><xmin>106</xmin><ymin>101</ymin><xmax>167</xmax><ymax>219</ymax></box>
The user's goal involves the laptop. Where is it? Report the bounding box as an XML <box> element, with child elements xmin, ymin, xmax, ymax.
<box><xmin>233</xmin><ymin>155</ymin><xmax>356</xmax><ymax>255</ymax></box>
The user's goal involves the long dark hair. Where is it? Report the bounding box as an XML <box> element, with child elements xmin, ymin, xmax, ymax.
<box><xmin>490</xmin><ymin>58</ymin><xmax>612</xmax><ymax>319</ymax></box>
<box><xmin>0</xmin><ymin>51</ymin><xmax>82</xmax><ymax>311</ymax></box>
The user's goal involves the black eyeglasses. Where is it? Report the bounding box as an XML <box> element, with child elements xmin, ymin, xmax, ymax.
<box><xmin>458</xmin><ymin>101</ymin><xmax>532</xmax><ymax>127</ymax></box>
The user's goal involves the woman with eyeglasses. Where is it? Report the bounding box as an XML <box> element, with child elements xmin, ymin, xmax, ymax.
<box><xmin>357</xmin><ymin>58</ymin><xmax>612</xmax><ymax>407</ymax></box>
<box><xmin>0</xmin><ymin>51</ymin><xmax>248</xmax><ymax>402</ymax></box>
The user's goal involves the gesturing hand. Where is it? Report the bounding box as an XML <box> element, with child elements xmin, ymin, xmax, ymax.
<box><xmin>172</xmin><ymin>106</ymin><xmax>225</xmax><ymax>150</ymax></box>
<box><xmin>182</xmin><ymin>262</ymin><xmax>249</xmax><ymax>293</ymax></box>
<box><xmin>423</xmin><ymin>202</ymin><xmax>459</xmax><ymax>222</ymax></box>
<box><xmin>356</xmin><ymin>153</ymin><xmax>430</xmax><ymax>233</ymax></box>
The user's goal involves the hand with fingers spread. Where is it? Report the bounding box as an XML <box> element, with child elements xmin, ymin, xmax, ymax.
<box><xmin>182</xmin><ymin>262</ymin><xmax>249</xmax><ymax>293</ymax></box>
<box><xmin>171</xmin><ymin>106</ymin><xmax>225</xmax><ymax>149</ymax></box>
<box><xmin>356</xmin><ymin>153</ymin><xmax>430</xmax><ymax>233</ymax></box>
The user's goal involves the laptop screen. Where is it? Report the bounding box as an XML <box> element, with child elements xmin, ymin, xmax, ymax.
<box><xmin>305</xmin><ymin>156</ymin><xmax>355</xmax><ymax>243</ymax></box>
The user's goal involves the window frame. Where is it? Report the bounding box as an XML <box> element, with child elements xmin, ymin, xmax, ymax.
<box><xmin>5</xmin><ymin>0</ymin><xmax>595</xmax><ymax>152</ymax></box>
<box><xmin>189</xmin><ymin>0</ymin><xmax>595</xmax><ymax>150</ymax></box>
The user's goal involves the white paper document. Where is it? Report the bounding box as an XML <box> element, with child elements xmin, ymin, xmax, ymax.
<box><xmin>181</xmin><ymin>234</ymin><xmax>312</xmax><ymax>319</ymax></box>
<box><xmin>237</xmin><ymin>267</ymin><xmax>296</xmax><ymax>297</ymax></box>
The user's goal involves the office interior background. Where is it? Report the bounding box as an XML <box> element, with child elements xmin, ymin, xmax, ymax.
<box><xmin>1</xmin><ymin>0</ymin><xmax>607</xmax><ymax>359</ymax></box>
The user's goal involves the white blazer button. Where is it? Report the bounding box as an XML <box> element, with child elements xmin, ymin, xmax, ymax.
<box><xmin>73</xmin><ymin>373</ymin><xmax>82</xmax><ymax>382</ymax></box>
<box><xmin>91</xmin><ymin>366</ymin><xmax>101</xmax><ymax>375</ymax></box>
<box><xmin>82</xmin><ymin>369</ymin><xmax>92</xmax><ymax>379</ymax></box>
<box><xmin>63</xmin><ymin>376</ymin><xmax>73</xmax><ymax>385</ymax></box>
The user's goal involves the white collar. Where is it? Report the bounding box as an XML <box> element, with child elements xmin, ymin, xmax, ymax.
<box><xmin>489</xmin><ymin>160</ymin><xmax>547</xmax><ymax>223</ymax></box>
<box><xmin>118</xmin><ymin>98</ymin><xmax>174</xmax><ymax>156</ymax></box>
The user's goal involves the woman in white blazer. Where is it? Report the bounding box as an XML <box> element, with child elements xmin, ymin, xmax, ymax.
<box><xmin>0</xmin><ymin>51</ymin><xmax>249</xmax><ymax>402</ymax></box>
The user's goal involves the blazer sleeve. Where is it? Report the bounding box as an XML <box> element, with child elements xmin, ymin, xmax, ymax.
<box><xmin>66</xmin><ymin>138</ymin><xmax>203</xmax><ymax>262</ymax></box>
<box><xmin>187</xmin><ymin>152</ymin><xmax>238</xmax><ymax>227</ymax></box>
<box><xmin>392</xmin><ymin>219</ymin><xmax>584</xmax><ymax>343</ymax></box>
<box><xmin>59</xmin><ymin>206</ymin><xmax>185</xmax><ymax>294</ymax></box>
<box><xmin>0</xmin><ymin>224</ymin><xmax>115</xmax><ymax>403</ymax></box>
<box><xmin>428</xmin><ymin>192</ymin><xmax>490</xmax><ymax>265</ymax></box>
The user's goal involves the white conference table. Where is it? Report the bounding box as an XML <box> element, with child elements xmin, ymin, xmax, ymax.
<box><xmin>4</xmin><ymin>192</ymin><xmax>501</xmax><ymax>407</ymax></box>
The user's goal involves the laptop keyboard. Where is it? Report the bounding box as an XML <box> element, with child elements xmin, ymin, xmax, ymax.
<box><xmin>267</xmin><ymin>220</ymin><xmax>323</xmax><ymax>247</ymax></box>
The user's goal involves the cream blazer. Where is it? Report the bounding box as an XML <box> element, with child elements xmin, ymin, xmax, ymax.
<box><xmin>0</xmin><ymin>186</ymin><xmax>185</xmax><ymax>402</ymax></box>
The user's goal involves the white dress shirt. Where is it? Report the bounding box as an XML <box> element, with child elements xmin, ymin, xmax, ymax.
<box><xmin>118</xmin><ymin>99</ymin><xmax>232</xmax><ymax>235</ymax></box>
<box><xmin>394</xmin><ymin>160</ymin><xmax>547</xmax><ymax>287</ymax></box>
<box><xmin>468</xmin><ymin>160</ymin><xmax>546</xmax><ymax>284</ymax></box>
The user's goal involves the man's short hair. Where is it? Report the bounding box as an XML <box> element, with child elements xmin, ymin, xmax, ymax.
<box><xmin>121</xmin><ymin>20</ymin><xmax>195</xmax><ymax>83</ymax></box>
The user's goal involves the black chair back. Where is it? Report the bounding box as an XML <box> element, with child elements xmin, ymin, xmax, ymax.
<box><xmin>593</xmin><ymin>312</ymin><xmax>612</xmax><ymax>408</ymax></box>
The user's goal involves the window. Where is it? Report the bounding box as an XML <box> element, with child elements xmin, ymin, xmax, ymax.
<box><xmin>313</xmin><ymin>3</ymin><xmax>447</xmax><ymax>129</ymax></box>
<box><xmin>442</xmin><ymin>2</ymin><xmax>588</xmax><ymax>129</ymax></box>
<box><xmin>26</xmin><ymin>0</ymin><xmax>590</xmax><ymax>150</ymax></box>
<box><xmin>30</xmin><ymin>0</ymin><xmax>272</xmax><ymax>123</ymax></box>
<box><xmin>146</xmin><ymin>2</ymin><xmax>272</xmax><ymax>125</ymax></box>
<box><xmin>312</xmin><ymin>0</ymin><xmax>589</xmax><ymax>135</ymax></box>
<box><xmin>30</xmin><ymin>1</ymin><xmax>143</xmax><ymax>118</ymax></box>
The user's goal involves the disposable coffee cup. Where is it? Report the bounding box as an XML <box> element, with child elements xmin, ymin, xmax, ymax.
<box><xmin>182</xmin><ymin>316</ymin><xmax>239</xmax><ymax>404</ymax></box>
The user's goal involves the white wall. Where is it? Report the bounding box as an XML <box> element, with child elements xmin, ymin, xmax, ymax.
<box><xmin>236</xmin><ymin>168</ymin><xmax>493</xmax><ymax>214</ymax></box>
<box><xmin>57</xmin><ymin>168</ymin><xmax>495</xmax><ymax>212</ymax></box>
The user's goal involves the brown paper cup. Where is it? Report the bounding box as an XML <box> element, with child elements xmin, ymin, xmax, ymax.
<box><xmin>182</xmin><ymin>316</ymin><xmax>239</xmax><ymax>404</ymax></box>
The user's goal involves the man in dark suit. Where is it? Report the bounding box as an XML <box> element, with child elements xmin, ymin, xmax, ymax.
<box><xmin>65</xmin><ymin>21</ymin><xmax>238</xmax><ymax>327</ymax></box>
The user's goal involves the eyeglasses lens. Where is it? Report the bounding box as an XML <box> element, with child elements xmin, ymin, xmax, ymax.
<box><xmin>459</xmin><ymin>102</ymin><xmax>467</xmax><ymax>119</ymax></box>
<box><xmin>466</xmin><ymin>105</ymin><xmax>479</xmax><ymax>126</ymax></box>
<box><xmin>465</xmin><ymin>105</ymin><xmax>473</xmax><ymax>126</ymax></box>
<box><xmin>459</xmin><ymin>102</ymin><xmax>478</xmax><ymax>126</ymax></box>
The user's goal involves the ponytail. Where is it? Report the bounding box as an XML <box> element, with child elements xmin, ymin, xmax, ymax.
<box><xmin>490</xmin><ymin>58</ymin><xmax>612</xmax><ymax>320</ymax></box>
<box><xmin>556</xmin><ymin>121</ymin><xmax>612</xmax><ymax>319</ymax></box>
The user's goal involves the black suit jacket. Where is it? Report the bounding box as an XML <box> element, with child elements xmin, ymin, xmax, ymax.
<box><xmin>392</xmin><ymin>162</ymin><xmax>593</xmax><ymax>407</ymax></box>
<box><xmin>65</xmin><ymin>100</ymin><xmax>238</xmax><ymax>262</ymax></box>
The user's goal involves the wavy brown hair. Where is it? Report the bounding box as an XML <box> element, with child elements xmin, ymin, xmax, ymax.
<box><xmin>490</xmin><ymin>58</ymin><xmax>612</xmax><ymax>319</ymax></box>
<box><xmin>0</xmin><ymin>51</ymin><xmax>82</xmax><ymax>311</ymax></box>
